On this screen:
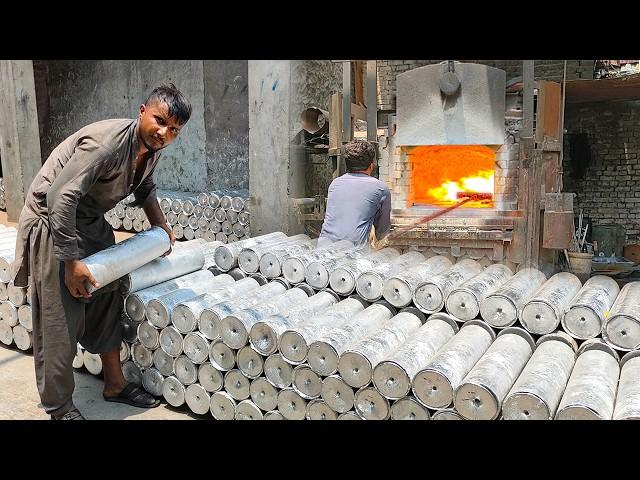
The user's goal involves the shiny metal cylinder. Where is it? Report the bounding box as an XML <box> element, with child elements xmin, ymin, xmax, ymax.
<box><xmin>337</xmin><ymin>411</ymin><xmax>363</xmax><ymax>420</ymax></box>
<box><xmin>220</xmin><ymin>287</ymin><xmax>310</xmax><ymax>349</ymax></box>
<box><xmin>220</xmin><ymin>195</ymin><xmax>233</xmax><ymax>210</ymax></box>
<box><xmin>281</xmin><ymin>240</ymin><xmax>354</xmax><ymax>284</ymax></box>
<box><xmin>231</xmin><ymin>195</ymin><xmax>246</xmax><ymax>212</ymax></box>
<box><xmin>0</xmin><ymin>319</ymin><xmax>12</xmax><ymax>345</ymax></box>
<box><xmin>197</xmin><ymin>192</ymin><xmax>209</xmax><ymax>207</ymax></box>
<box><xmin>249</xmin><ymin>290</ymin><xmax>340</xmax><ymax>356</ymax></box>
<box><xmin>162</xmin><ymin>375</ymin><xmax>186</xmax><ymax>407</ymax></box>
<box><xmin>72</xmin><ymin>344</ymin><xmax>84</xmax><ymax>369</ymax></box>
<box><xmin>17</xmin><ymin>305</ymin><xmax>32</xmax><ymax>331</ymax></box>
<box><xmin>454</xmin><ymin>327</ymin><xmax>536</xmax><ymax>420</ymax></box>
<box><xmin>503</xmin><ymin>331</ymin><xmax>577</xmax><ymax>420</ymax></box>
<box><xmin>413</xmin><ymin>259</ymin><xmax>483</xmax><ymax>314</ymax></box>
<box><xmin>238</xmin><ymin>235</ymin><xmax>311</xmax><ymax>274</ymax></box>
<box><xmin>520</xmin><ymin>272</ymin><xmax>582</xmax><ymax>335</ymax></box>
<box><xmin>373</xmin><ymin>314</ymin><xmax>460</xmax><ymax>400</ymax></box>
<box><xmin>613</xmin><ymin>351</ymin><xmax>640</xmax><ymax>420</ymax></box>
<box><xmin>7</xmin><ymin>283</ymin><xmax>27</xmax><ymax>307</ymax></box>
<box><xmin>221</xmin><ymin>220</ymin><xmax>233</xmax><ymax>236</ymax></box>
<box><xmin>188</xmin><ymin>214</ymin><xmax>199</xmax><ymax>230</ymax></box>
<box><xmin>210</xmin><ymin>391</ymin><xmax>236</xmax><ymax>419</ymax></box>
<box><xmin>153</xmin><ymin>347</ymin><xmax>174</xmax><ymax>377</ymax></box>
<box><xmin>479</xmin><ymin>267</ymin><xmax>547</xmax><ymax>328</ymax></box>
<box><xmin>321</xmin><ymin>374</ymin><xmax>355</xmax><ymax>413</ymax></box>
<box><xmin>328</xmin><ymin>248</ymin><xmax>401</xmax><ymax>295</ymax></box>
<box><xmin>445</xmin><ymin>263</ymin><xmax>514</xmax><ymax>321</ymax></box>
<box><xmin>122</xmin><ymin>217</ymin><xmax>133</xmax><ymax>231</ymax></box>
<box><xmin>236</xmin><ymin>345</ymin><xmax>264</xmax><ymax>379</ymax></box>
<box><xmin>183</xmin><ymin>331</ymin><xmax>210</xmax><ymax>364</ymax></box>
<box><xmin>209</xmin><ymin>339</ymin><xmax>236</xmax><ymax>371</ymax></box>
<box><xmin>177</xmin><ymin>213</ymin><xmax>190</xmax><ymax>228</ymax></box>
<box><xmin>142</xmin><ymin>368</ymin><xmax>165</xmax><ymax>397</ymax></box>
<box><xmin>250</xmin><ymin>377</ymin><xmax>279</xmax><ymax>412</ymax></box>
<box><xmin>264</xmin><ymin>353</ymin><xmax>293</xmax><ymax>388</ymax></box>
<box><xmin>258</xmin><ymin>240</ymin><xmax>318</xmax><ymax>279</ymax></box>
<box><xmin>235</xmin><ymin>399</ymin><xmax>263</xmax><ymax>420</ymax></box>
<box><xmin>292</xmin><ymin>364</ymin><xmax>323</xmax><ymax>400</ymax></box>
<box><xmin>308</xmin><ymin>302</ymin><xmax>395</xmax><ymax>377</ymax></box>
<box><xmin>185</xmin><ymin>383</ymin><xmax>211</xmax><ymax>415</ymax></box>
<box><xmin>122</xmin><ymin>360</ymin><xmax>142</xmax><ymax>386</ymax></box>
<box><xmin>83</xmin><ymin>350</ymin><xmax>103</xmax><ymax>375</ymax></box>
<box><xmin>412</xmin><ymin>320</ymin><xmax>496</xmax><ymax>409</ymax></box>
<box><xmin>431</xmin><ymin>408</ymin><xmax>464</xmax><ymax>420</ymax></box>
<box><xmin>198</xmin><ymin>363</ymin><xmax>223</xmax><ymax>394</ymax></box>
<box><xmin>214</xmin><ymin>232</ymin><xmax>288</xmax><ymax>271</ymax></box>
<box><xmin>382</xmin><ymin>255</ymin><xmax>453</xmax><ymax>308</ymax></box>
<box><xmin>306</xmin><ymin>399</ymin><xmax>337</xmax><ymax>420</ymax></box>
<box><xmin>137</xmin><ymin>321</ymin><xmax>160</xmax><ymax>350</ymax></box>
<box><xmin>562</xmin><ymin>275</ymin><xmax>620</xmax><ymax>340</ymax></box>
<box><xmin>279</xmin><ymin>297</ymin><xmax>368</xmax><ymax>365</ymax></box>
<box><xmin>0</xmin><ymin>282</ymin><xmax>7</xmax><ymax>301</ymax></box>
<box><xmin>391</xmin><ymin>396</ymin><xmax>430</xmax><ymax>420</ymax></box>
<box><xmin>277</xmin><ymin>388</ymin><xmax>307</xmax><ymax>420</ymax></box>
<box><xmin>238</xmin><ymin>211</ymin><xmax>250</xmax><ymax>226</ymax></box>
<box><xmin>159</xmin><ymin>326</ymin><xmax>184</xmax><ymax>357</ymax></box>
<box><xmin>224</xmin><ymin>369</ymin><xmax>251</xmax><ymax>401</ymax></box>
<box><xmin>174</xmin><ymin>355</ymin><xmax>198</xmax><ymax>386</ymax></box>
<box><xmin>183</xmin><ymin>227</ymin><xmax>195</xmax><ymax>240</ymax></box>
<box><xmin>556</xmin><ymin>340</ymin><xmax>620</xmax><ymax>420</ymax></box>
<box><xmin>0</xmin><ymin>255</ymin><xmax>15</xmax><ymax>284</ymax></box>
<box><xmin>338</xmin><ymin>310</ymin><xmax>423</xmax><ymax>389</ymax></box>
<box><xmin>12</xmin><ymin>325</ymin><xmax>32</xmax><ymax>350</ymax></box>
<box><xmin>0</xmin><ymin>301</ymin><xmax>18</xmax><ymax>327</ymax></box>
<box><xmin>602</xmin><ymin>281</ymin><xmax>640</xmax><ymax>351</ymax></box>
<box><xmin>354</xmin><ymin>386</ymin><xmax>390</xmax><ymax>420</ymax></box>
<box><xmin>81</xmin><ymin>226</ymin><xmax>170</xmax><ymax>293</ymax></box>
<box><xmin>214</xmin><ymin>232</ymin><xmax>227</xmax><ymax>244</ymax></box>
<box><xmin>132</xmin><ymin>342</ymin><xmax>153</xmax><ymax>369</ymax></box>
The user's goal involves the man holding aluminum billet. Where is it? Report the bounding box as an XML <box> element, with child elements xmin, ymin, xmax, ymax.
<box><xmin>11</xmin><ymin>84</ymin><xmax>191</xmax><ymax>419</ymax></box>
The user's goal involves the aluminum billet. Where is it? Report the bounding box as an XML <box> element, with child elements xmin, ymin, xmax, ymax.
<box><xmin>613</xmin><ymin>351</ymin><xmax>640</xmax><ymax>420</ymax></box>
<box><xmin>321</xmin><ymin>374</ymin><xmax>356</xmax><ymax>414</ymax></box>
<box><xmin>602</xmin><ymin>281</ymin><xmax>640</xmax><ymax>351</ymax></box>
<box><xmin>142</xmin><ymin>368</ymin><xmax>165</xmax><ymax>397</ymax></box>
<box><xmin>183</xmin><ymin>331</ymin><xmax>210</xmax><ymax>364</ymax></box>
<box><xmin>7</xmin><ymin>283</ymin><xmax>27</xmax><ymax>306</ymax></box>
<box><xmin>238</xmin><ymin>234</ymin><xmax>311</xmax><ymax>274</ymax></box>
<box><xmin>236</xmin><ymin>345</ymin><xmax>265</xmax><ymax>379</ymax></box>
<box><xmin>214</xmin><ymin>232</ymin><xmax>288</xmax><ymax>271</ymax></box>
<box><xmin>159</xmin><ymin>326</ymin><xmax>184</xmax><ymax>357</ymax></box>
<box><xmin>329</xmin><ymin>248</ymin><xmax>401</xmax><ymax>295</ymax></box>
<box><xmin>277</xmin><ymin>388</ymin><xmax>307</xmax><ymax>420</ymax></box>
<box><xmin>137</xmin><ymin>321</ymin><xmax>160</xmax><ymax>350</ymax></box>
<box><xmin>281</xmin><ymin>240</ymin><xmax>355</xmax><ymax>284</ymax></box>
<box><xmin>250</xmin><ymin>377</ymin><xmax>279</xmax><ymax>412</ymax></box>
<box><xmin>0</xmin><ymin>282</ymin><xmax>7</xmax><ymax>301</ymax></box>
<box><xmin>224</xmin><ymin>369</ymin><xmax>251</xmax><ymax>401</ymax></box>
<box><xmin>209</xmin><ymin>339</ymin><xmax>236</xmax><ymax>371</ymax></box>
<box><xmin>72</xmin><ymin>344</ymin><xmax>84</xmax><ymax>369</ymax></box>
<box><xmin>198</xmin><ymin>363</ymin><xmax>224</xmax><ymax>393</ymax></box>
<box><xmin>153</xmin><ymin>348</ymin><xmax>175</xmax><ymax>377</ymax></box>
<box><xmin>122</xmin><ymin>360</ymin><xmax>142</xmax><ymax>386</ymax></box>
<box><xmin>382</xmin><ymin>255</ymin><xmax>453</xmax><ymax>308</ymax></box>
<box><xmin>354</xmin><ymin>386</ymin><xmax>390</xmax><ymax>420</ymax></box>
<box><xmin>306</xmin><ymin>399</ymin><xmax>337</xmax><ymax>420</ymax></box>
<box><xmin>234</xmin><ymin>399</ymin><xmax>263</xmax><ymax>420</ymax></box>
<box><xmin>264</xmin><ymin>353</ymin><xmax>293</xmax><ymax>388</ymax></box>
<box><xmin>210</xmin><ymin>391</ymin><xmax>236</xmax><ymax>420</ymax></box>
<box><xmin>0</xmin><ymin>301</ymin><xmax>18</xmax><ymax>327</ymax></box>
<box><xmin>185</xmin><ymin>383</ymin><xmax>212</xmax><ymax>415</ymax></box>
<box><xmin>258</xmin><ymin>240</ymin><xmax>318</xmax><ymax>279</ymax></box>
<box><xmin>292</xmin><ymin>364</ymin><xmax>323</xmax><ymax>400</ymax></box>
<box><xmin>391</xmin><ymin>397</ymin><xmax>430</xmax><ymax>420</ymax></box>
<box><xmin>12</xmin><ymin>325</ymin><xmax>31</xmax><ymax>350</ymax></box>
<box><xmin>17</xmin><ymin>305</ymin><xmax>32</xmax><ymax>331</ymax></box>
<box><xmin>162</xmin><ymin>375</ymin><xmax>186</xmax><ymax>407</ymax></box>
<box><xmin>562</xmin><ymin>275</ymin><xmax>620</xmax><ymax>340</ymax></box>
<box><xmin>119</xmin><ymin>341</ymin><xmax>130</xmax><ymax>363</ymax></box>
<box><xmin>431</xmin><ymin>409</ymin><xmax>464</xmax><ymax>420</ymax></box>
<box><xmin>132</xmin><ymin>342</ymin><xmax>153</xmax><ymax>369</ymax></box>
<box><xmin>337</xmin><ymin>411</ymin><xmax>363</xmax><ymax>420</ymax></box>
<box><xmin>83</xmin><ymin>350</ymin><xmax>103</xmax><ymax>375</ymax></box>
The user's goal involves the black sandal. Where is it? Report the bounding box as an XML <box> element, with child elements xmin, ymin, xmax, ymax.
<box><xmin>51</xmin><ymin>407</ymin><xmax>85</xmax><ymax>420</ymax></box>
<box><xmin>103</xmin><ymin>383</ymin><xmax>161</xmax><ymax>408</ymax></box>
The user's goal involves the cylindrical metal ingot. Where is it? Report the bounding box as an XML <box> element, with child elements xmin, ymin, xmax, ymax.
<box><xmin>279</xmin><ymin>297</ymin><xmax>368</xmax><ymax>365</ymax></box>
<box><xmin>143</xmin><ymin>219</ymin><xmax>151</xmax><ymax>230</ymax></box>
<box><xmin>277</xmin><ymin>388</ymin><xmax>307</xmax><ymax>420</ymax></box>
<box><xmin>166</xmin><ymin>212</ymin><xmax>178</xmax><ymax>226</ymax></box>
<box><xmin>321</xmin><ymin>374</ymin><xmax>355</xmax><ymax>414</ymax></box>
<box><xmin>556</xmin><ymin>339</ymin><xmax>620</xmax><ymax>420</ymax></box>
<box><xmin>479</xmin><ymin>267</ymin><xmax>547</xmax><ymax>328</ymax></box>
<box><xmin>337</xmin><ymin>411</ymin><xmax>362</xmax><ymax>420</ymax></box>
<box><xmin>137</xmin><ymin>321</ymin><xmax>160</xmax><ymax>350</ymax></box>
<box><xmin>188</xmin><ymin>215</ymin><xmax>199</xmax><ymax>229</ymax></box>
<box><xmin>383</xmin><ymin>255</ymin><xmax>453</xmax><ymax>308</ymax></box>
<box><xmin>354</xmin><ymin>386</ymin><xmax>391</xmax><ymax>420</ymax></box>
<box><xmin>562</xmin><ymin>275</ymin><xmax>620</xmax><ymax>340</ymax></box>
<box><xmin>221</xmin><ymin>220</ymin><xmax>233</xmax><ymax>236</ymax></box>
<box><xmin>197</xmin><ymin>192</ymin><xmax>210</xmax><ymax>207</ymax></box>
<box><xmin>308</xmin><ymin>302</ymin><xmax>396</xmax><ymax>377</ymax></box>
<box><xmin>281</xmin><ymin>240</ymin><xmax>355</xmax><ymax>284</ymax></box>
<box><xmin>18</xmin><ymin>305</ymin><xmax>32</xmax><ymax>331</ymax></box>
<box><xmin>198</xmin><ymin>217</ymin><xmax>210</xmax><ymax>231</ymax></box>
<box><xmin>208</xmin><ymin>193</ymin><xmax>221</xmax><ymax>209</ymax></box>
<box><xmin>83</xmin><ymin>350</ymin><xmax>103</xmax><ymax>375</ymax></box>
<box><xmin>209</xmin><ymin>339</ymin><xmax>236</xmax><ymax>371</ymax></box>
<box><xmin>210</xmin><ymin>391</ymin><xmax>237</xmax><ymax>420</ymax></box>
<box><xmin>208</xmin><ymin>220</ymin><xmax>221</xmax><ymax>234</ymax></box>
<box><xmin>159</xmin><ymin>326</ymin><xmax>184</xmax><ymax>357</ymax></box>
<box><xmin>224</xmin><ymin>369</ymin><xmax>251</xmax><ymax>401</ymax></box>
<box><xmin>0</xmin><ymin>253</ymin><xmax>15</xmax><ymax>283</ymax></box>
<box><xmin>146</xmin><ymin>274</ymin><xmax>236</xmax><ymax>328</ymax></box>
<box><xmin>173</xmin><ymin>278</ymin><xmax>260</xmax><ymax>335</ymax></box>
<box><xmin>238</xmin><ymin>211</ymin><xmax>250</xmax><ymax>226</ymax></box>
<box><xmin>182</xmin><ymin>199</ymin><xmax>196</xmax><ymax>215</ymax></box>
<box><xmin>111</xmin><ymin>217</ymin><xmax>123</xmax><ymax>230</ymax></box>
<box><xmin>454</xmin><ymin>327</ymin><xmax>536</xmax><ymax>420</ymax></box>
<box><xmin>7</xmin><ymin>282</ymin><xmax>27</xmax><ymax>307</ymax></box>
<box><xmin>142</xmin><ymin>368</ymin><xmax>165</xmax><ymax>397</ymax></box>
<box><xmin>198</xmin><ymin>280</ymin><xmax>288</xmax><ymax>341</ymax></box>
<box><xmin>12</xmin><ymin>325</ymin><xmax>32</xmax><ymax>350</ymax></box>
<box><xmin>431</xmin><ymin>408</ymin><xmax>464</xmax><ymax>420</ymax></box>
<box><xmin>119</xmin><ymin>341</ymin><xmax>131</xmax><ymax>363</ymax></box>
<box><xmin>122</xmin><ymin>361</ymin><xmax>143</xmax><ymax>386</ymax></box>
<box><xmin>125</xmin><ymin>270</ymin><xmax>216</xmax><ymax>322</ymax></box>
<box><xmin>172</xmin><ymin>224</ymin><xmax>184</xmax><ymax>240</ymax></box>
<box><xmin>153</xmin><ymin>347</ymin><xmax>175</xmax><ymax>377</ymax></box>
<box><xmin>199</xmin><ymin>363</ymin><xmax>224</xmax><ymax>393</ymax></box>
<box><xmin>373</xmin><ymin>314</ymin><xmax>460</xmax><ymax>400</ymax></box>
<box><xmin>174</xmin><ymin>355</ymin><xmax>198</xmax><ymax>386</ymax></box>
<box><xmin>602</xmin><ymin>281</ymin><xmax>640</xmax><ymax>351</ymax></box>
<box><xmin>250</xmin><ymin>377</ymin><xmax>279</xmax><ymax>412</ymax></box>
<box><xmin>445</xmin><ymin>263</ymin><xmax>514</xmax><ymax>321</ymax></box>
<box><xmin>391</xmin><ymin>396</ymin><xmax>430</xmax><ymax>420</ymax></box>
<box><xmin>0</xmin><ymin>281</ymin><xmax>8</xmax><ymax>301</ymax></box>
<box><xmin>249</xmin><ymin>290</ymin><xmax>340</xmax><ymax>356</ymax></box>
<box><xmin>338</xmin><ymin>310</ymin><xmax>423</xmax><ymax>389</ymax></box>
<box><xmin>116</xmin><ymin>203</ymin><xmax>128</xmax><ymax>217</ymax></box>
<box><xmin>235</xmin><ymin>399</ymin><xmax>264</xmax><ymax>420</ymax></box>
<box><xmin>214</xmin><ymin>232</ymin><xmax>290</xmax><ymax>272</ymax></box>
<box><xmin>502</xmin><ymin>331</ymin><xmax>578</xmax><ymax>420</ymax></box>
<box><xmin>304</xmin><ymin>246</ymin><xmax>376</xmax><ymax>290</ymax></box>
<box><xmin>72</xmin><ymin>344</ymin><xmax>84</xmax><ymax>369</ymax></box>
<box><xmin>26</xmin><ymin>286</ymin><xmax>32</xmax><ymax>304</ymax></box>
<box><xmin>183</xmin><ymin>331</ymin><xmax>211</xmax><ymax>365</ymax></box>
<box><xmin>236</xmin><ymin>345</ymin><xmax>264</xmax><ymax>379</ymax></box>
<box><xmin>81</xmin><ymin>226</ymin><xmax>170</xmax><ymax>294</ymax></box>
<box><xmin>132</xmin><ymin>342</ymin><xmax>153</xmax><ymax>369</ymax></box>
<box><xmin>220</xmin><ymin>195</ymin><xmax>233</xmax><ymax>210</ymax></box>
<box><xmin>238</xmin><ymin>234</ymin><xmax>311</xmax><ymax>275</ymax></box>
<box><xmin>132</xmin><ymin>219</ymin><xmax>143</xmax><ymax>232</ymax></box>
<box><xmin>231</xmin><ymin>195</ymin><xmax>246</xmax><ymax>212</ymax></box>
<box><xmin>306</xmin><ymin>399</ymin><xmax>337</xmax><ymax>420</ymax></box>
<box><xmin>162</xmin><ymin>375</ymin><xmax>186</xmax><ymax>407</ymax></box>
<box><xmin>201</xmin><ymin>240</ymin><xmax>225</xmax><ymax>268</ymax></box>
<box><xmin>264</xmin><ymin>353</ymin><xmax>293</xmax><ymax>388</ymax></box>
<box><xmin>232</xmin><ymin>223</ymin><xmax>244</xmax><ymax>238</ymax></box>
<box><xmin>413</xmin><ymin>259</ymin><xmax>484</xmax><ymax>314</ymax></box>
<box><xmin>194</xmin><ymin>229</ymin><xmax>203</xmax><ymax>240</ymax></box>
<box><xmin>122</xmin><ymin>217</ymin><xmax>133</xmax><ymax>231</ymax></box>
<box><xmin>169</xmin><ymin>198</ymin><xmax>183</xmax><ymax>214</ymax></box>
<box><xmin>227</xmin><ymin>210</ymin><xmax>239</xmax><ymax>224</ymax></box>
<box><xmin>613</xmin><ymin>351</ymin><xmax>640</xmax><ymax>420</ymax></box>
<box><xmin>520</xmin><ymin>272</ymin><xmax>582</xmax><ymax>335</ymax></box>
<box><xmin>214</xmin><ymin>208</ymin><xmax>227</xmax><ymax>223</ymax></box>
<box><xmin>135</xmin><ymin>208</ymin><xmax>146</xmax><ymax>222</ymax></box>
<box><xmin>215</xmin><ymin>232</ymin><xmax>227</xmax><ymax>243</ymax></box>
<box><xmin>264</xmin><ymin>410</ymin><xmax>284</xmax><ymax>420</ymax></box>
<box><xmin>125</xmin><ymin>206</ymin><xmax>137</xmax><ymax>219</ymax></box>
<box><xmin>194</xmin><ymin>204</ymin><xmax>205</xmax><ymax>218</ymax></box>
<box><xmin>0</xmin><ymin>301</ymin><xmax>18</xmax><ymax>327</ymax></box>
<box><xmin>258</xmin><ymin>240</ymin><xmax>318</xmax><ymax>279</ymax></box>
<box><xmin>329</xmin><ymin>247</ymin><xmax>402</xmax><ymax>295</ymax></box>
<box><xmin>292</xmin><ymin>364</ymin><xmax>323</xmax><ymax>400</ymax></box>
<box><xmin>220</xmin><ymin>287</ymin><xmax>311</xmax><ymax>350</ymax></box>
<box><xmin>183</xmin><ymin>227</ymin><xmax>195</xmax><ymax>241</ymax></box>
<box><xmin>185</xmin><ymin>383</ymin><xmax>211</xmax><ymax>415</ymax></box>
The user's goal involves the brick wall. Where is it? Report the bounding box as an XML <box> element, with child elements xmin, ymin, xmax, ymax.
<box><xmin>563</xmin><ymin>100</ymin><xmax>640</xmax><ymax>244</ymax></box>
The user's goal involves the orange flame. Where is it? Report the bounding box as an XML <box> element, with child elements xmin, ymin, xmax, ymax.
<box><xmin>407</xmin><ymin>145</ymin><xmax>495</xmax><ymax>208</ymax></box>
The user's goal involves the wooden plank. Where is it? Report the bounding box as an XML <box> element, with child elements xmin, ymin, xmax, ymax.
<box><xmin>354</xmin><ymin>61</ymin><xmax>365</xmax><ymax>106</ymax></box>
<box><xmin>350</xmin><ymin>102</ymin><xmax>367</xmax><ymax>122</ymax></box>
<box><xmin>329</xmin><ymin>92</ymin><xmax>343</xmax><ymax>152</ymax></box>
<box><xmin>565</xmin><ymin>74</ymin><xmax>640</xmax><ymax>103</ymax></box>
<box><xmin>536</xmin><ymin>80</ymin><xmax>562</xmax><ymax>144</ymax></box>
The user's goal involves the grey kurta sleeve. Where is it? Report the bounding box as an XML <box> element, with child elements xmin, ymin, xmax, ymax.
<box><xmin>46</xmin><ymin>140</ymin><xmax>115</xmax><ymax>261</ymax></box>
<box><xmin>373</xmin><ymin>187</ymin><xmax>392</xmax><ymax>239</ymax></box>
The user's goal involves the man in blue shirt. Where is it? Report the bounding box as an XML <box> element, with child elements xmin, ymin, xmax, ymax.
<box><xmin>318</xmin><ymin>140</ymin><xmax>391</xmax><ymax>248</ymax></box>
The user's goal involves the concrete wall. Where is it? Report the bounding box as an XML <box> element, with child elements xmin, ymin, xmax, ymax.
<box><xmin>40</xmin><ymin>60</ymin><xmax>208</xmax><ymax>192</ymax></box>
<box><xmin>563</xmin><ymin>100</ymin><xmax>640</xmax><ymax>244</ymax></box>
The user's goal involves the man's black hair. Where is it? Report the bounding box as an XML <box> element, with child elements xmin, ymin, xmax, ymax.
<box><xmin>145</xmin><ymin>83</ymin><xmax>192</xmax><ymax>125</ymax></box>
<box><xmin>343</xmin><ymin>140</ymin><xmax>376</xmax><ymax>172</ymax></box>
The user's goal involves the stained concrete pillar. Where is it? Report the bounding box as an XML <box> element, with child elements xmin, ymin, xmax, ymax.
<box><xmin>0</xmin><ymin>60</ymin><xmax>42</xmax><ymax>221</ymax></box>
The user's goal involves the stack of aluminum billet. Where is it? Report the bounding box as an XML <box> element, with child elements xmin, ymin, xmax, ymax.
<box><xmin>0</xmin><ymin>224</ymin><xmax>33</xmax><ymax>352</ymax></box>
<box><xmin>0</xmin><ymin>178</ymin><xmax>5</xmax><ymax>211</ymax></box>
<box><xmin>105</xmin><ymin>189</ymin><xmax>251</xmax><ymax>244</ymax></box>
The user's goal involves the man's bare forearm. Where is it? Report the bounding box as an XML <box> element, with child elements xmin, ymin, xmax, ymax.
<box><xmin>142</xmin><ymin>194</ymin><xmax>166</xmax><ymax>227</ymax></box>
